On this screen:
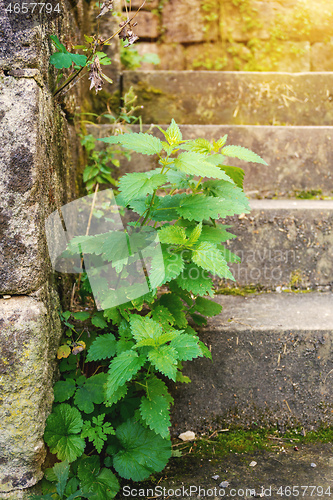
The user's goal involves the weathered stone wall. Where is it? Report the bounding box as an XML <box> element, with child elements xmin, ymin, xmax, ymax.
<box><xmin>0</xmin><ymin>1</ymin><xmax>88</xmax><ymax>495</ymax></box>
<box><xmin>126</xmin><ymin>0</ymin><xmax>333</xmax><ymax>72</ymax></box>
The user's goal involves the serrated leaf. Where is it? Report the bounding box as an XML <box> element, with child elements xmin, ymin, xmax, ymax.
<box><xmin>105</xmin><ymin>383</ymin><xmax>128</xmax><ymax>407</ymax></box>
<box><xmin>164</xmin><ymin>119</ymin><xmax>182</xmax><ymax>145</ymax></box>
<box><xmin>194</xmin><ymin>296</ymin><xmax>222</xmax><ymax>317</ymax></box>
<box><xmin>91</xmin><ymin>313</ymin><xmax>108</xmax><ymax>329</ymax></box>
<box><xmin>148</xmin><ymin>245</ymin><xmax>184</xmax><ymax>289</ymax></box>
<box><xmin>106</xmin><ymin>351</ymin><xmax>145</xmax><ymax>399</ymax></box>
<box><xmin>78</xmin><ymin>456</ymin><xmax>119</xmax><ymax>499</ymax></box>
<box><xmin>220</xmin><ymin>246</ymin><xmax>241</xmax><ymax>263</ymax></box>
<box><xmin>145</xmin><ymin>376</ymin><xmax>174</xmax><ymax>405</ymax></box>
<box><xmin>159</xmin><ymin>293</ymin><xmax>187</xmax><ymax>328</ymax></box>
<box><xmin>199</xmin><ymin>340</ymin><xmax>212</xmax><ymax>360</ymax></box>
<box><xmin>181</xmin><ymin>138</ymin><xmax>213</xmax><ymax>154</ymax></box>
<box><xmin>140</xmin><ymin>394</ymin><xmax>171</xmax><ymax>438</ymax></box>
<box><xmin>148</xmin><ymin>345</ymin><xmax>178</xmax><ymax>381</ymax></box>
<box><xmin>152</xmin><ymin>305</ymin><xmax>175</xmax><ymax>326</ymax></box>
<box><xmin>176</xmin><ymin>195</ymin><xmax>222</xmax><ymax>222</ymax></box>
<box><xmin>176</xmin><ymin>263</ymin><xmax>214</xmax><ymax>296</ymax></box>
<box><xmin>187</xmin><ymin>222</ymin><xmax>202</xmax><ymax>245</ymax></box>
<box><xmin>214</xmin><ymin>134</ymin><xmax>228</xmax><ymax>150</ymax></box>
<box><xmin>170</xmin><ymin>334</ymin><xmax>203</xmax><ymax>361</ymax></box>
<box><xmin>74</xmin><ymin>373</ymin><xmax>107</xmax><ymax>414</ymax></box>
<box><xmin>130</xmin><ymin>314</ymin><xmax>162</xmax><ymax>347</ymax></box>
<box><xmin>158</xmin><ymin>225</ymin><xmax>187</xmax><ymax>245</ymax></box>
<box><xmin>173</xmin><ymin>152</ymin><xmax>232</xmax><ymax>179</ymax></box>
<box><xmin>118</xmin><ymin>172</ymin><xmax>167</xmax><ymax>204</ymax></box>
<box><xmin>113</xmin><ymin>419</ymin><xmax>171</xmax><ymax>481</ymax></box>
<box><xmin>44</xmin><ymin>404</ymin><xmax>85</xmax><ymax>462</ymax></box>
<box><xmin>192</xmin><ymin>242</ymin><xmax>235</xmax><ymax>280</ymax></box>
<box><xmin>54</xmin><ymin>379</ymin><xmax>76</xmax><ymax>402</ymax></box>
<box><xmin>219</xmin><ymin>165</ymin><xmax>245</xmax><ymax>189</ymax></box>
<box><xmin>99</xmin><ymin>133</ymin><xmax>163</xmax><ymax>156</ymax></box>
<box><xmin>198</xmin><ymin>224</ymin><xmax>236</xmax><ymax>244</ymax></box>
<box><xmin>86</xmin><ymin>333</ymin><xmax>117</xmax><ymax>362</ymax></box>
<box><xmin>221</xmin><ymin>145</ymin><xmax>267</xmax><ymax>165</ymax></box>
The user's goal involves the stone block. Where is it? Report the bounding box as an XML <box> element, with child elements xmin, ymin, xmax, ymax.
<box><xmin>250</xmin><ymin>41</ymin><xmax>311</xmax><ymax>72</ymax></box>
<box><xmin>162</xmin><ymin>0</ymin><xmax>219</xmax><ymax>43</ymax></box>
<box><xmin>0</xmin><ymin>75</ymin><xmax>79</xmax><ymax>295</ymax></box>
<box><xmin>122</xmin><ymin>71</ymin><xmax>333</xmax><ymax>125</ymax></box>
<box><xmin>311</xmin><ymin>42</ymin><xmax>333</xmax><ymax>71</ymax></box>
<box><xmin>171</xmin><ymin>293</ymin><xmax>333</xmax><ymax>431</ymax></box>
<box><xmin>131</xmin><ymin>11</ymin><xmax>159</xmax><ymax>39</ymax></box>
<box><xmin>0</xmin><ymin>291</ymin><xmax>61</xmax><ymax>493</ymax></box>
<box><xmin>135</xmin><ymin>42</ymin><xmax>186</xmax><ymax>70</ymax></box>
<box><xmin>225</xmin><ymin>200</ymin><xmax>333</xmax><ymax>289</ymax></box>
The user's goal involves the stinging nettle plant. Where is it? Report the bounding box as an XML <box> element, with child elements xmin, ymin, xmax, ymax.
<box><xmin>37</xmin><ymin>120</ymin><xmax>267</xmax><ymax>499</ymax></box>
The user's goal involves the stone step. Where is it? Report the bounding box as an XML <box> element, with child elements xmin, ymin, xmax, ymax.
<box><xmin>88</xmin><ymin>124</ymin><xmax>333</xmax><ymax>197</ymax></box>
<box><xmin>224</xmin><ymin>199</ymin><xmax>333</xmax><ymax>290</ymax></box>
<box><xmin>171</xmin><ymin>292</ymin><xmax>333</xmax><ymax>432</ymax></box>
<box><xmin>122</xmin><ymin>71</ymin><xmax>333</xmax><ymax>126</ymax></box>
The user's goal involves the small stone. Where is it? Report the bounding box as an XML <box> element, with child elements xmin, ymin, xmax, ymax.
<box><xmin>178</xmin><ymin>431</ymin><xmax>196</xmax><ymax>442</ymax></box>
<box><xmin>212</xmin><ymin>474</ymin><xmax>220</xmax><ymax>480</ymax></box>
<box><xmin>3</xmin><ymin>295</ymin><xmax>11</xmax><ymax>299</ymax></box>
<box><xmin>219</xmin><ymin>480</ymin><xmax>230</xmax><ymax>488</ymax></box>
<box><xmin>311</xmin><ymin>462</ymin><xmax>317</xmax><ymax>468</ymax></box>
<box><xmin>249</xmin><ymin>461</ymin><xmax>257</xmax><ymax>467</ymax></box>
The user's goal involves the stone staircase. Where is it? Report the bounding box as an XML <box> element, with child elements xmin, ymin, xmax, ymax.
<box><xmin>95</xmin><ymin>70</ymin><xmax>333</xmax><ymax>432</ymax></box>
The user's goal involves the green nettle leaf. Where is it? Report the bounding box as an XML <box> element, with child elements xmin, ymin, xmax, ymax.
<box><xmin>159</xmin><ymin>293</ymin><xmax>187</xmax><ymax>328</ymax></box>
<box><xmin>99</xmin><ymin>133</ymin><xmax>163</xmax><ymax>156</ymax></box>
<box><xmin>214</xmin><ymin>134</ymin><xmax>228</xmax><ymax>150</ymax></box>
<box><xmin>86</xmin><ymin>333</ymin><xmax>117</xmax><ymax>362</ymax></box>
<box><xmin>221</xmin><ymin>145</ymin><xmax>267</xmax><ymax>165</ymax></box>
<box><xmin>173</xmin><ymin>152</ymin><xmax>233</xmax><ymax>180</ymax></box>
<box><xmin>78</xmin><ymin>456</ymin><xmax>119</xmax><ymax>499</ymax></box>
<box><xmin>176</xmin><ymin>195</ymin><xmax>222</xmax><ymax>222</ymax></box>
<box><xmin>44</xmin><ymin>404</ymin><xmax>85</xmax><ymax>462</ymax></box>
<box><xmin>199</xmin><ymin>340</ymin><xmax>213</xmax><ymax>360</ymax></box>
<box><xmin>50</xmin><ymin>52</ymin><xmax>73</xmax><ymax>69</ymax></box>
<box><xmin>140</xmin><ymin>394</ymin><xmax>171</xmax><ymax>438</ymax></box>
<box><xmin>106</xmin><ymin>351</ymin><xmax>145</xmax><ymax>401</ymax></box>
<box><xmin>220</xmin><ymin>246</ymin><xmax>241</xmax><ymax>263</ymax></box>
<box><xmin>187</xmin><ymin>222</ymin><xmax>202</xmax><ymax>246</ymax></box>
<box><xmin>148</xmin><ymin>345</ymin><xmax>178</xmax><ymax>381</ymax></box>
<box><xmin>194</xmin><ymin>296</ymin><xmax>223</xmax><ymax>317</ymax></box>
<box><xmin>54</xmin><ymin>378</ymin><xmax>76</xmax><ymax>402</ymax></box>
<box><xmin>91</xmin><ymin>312</ymin><xmax>108</xmax><ymax>329</ymax></box>
<box><xmin>198</xmin><ymin>224</ymin><xmax>236</xmax><ymax>244</ymax></box>
<box><xmin>113</xmin><ymin>419</ymin><xmax>172</xmax><ymax>481</ymax></box>
<box><xmin>74</xmin><ymin>373</ymin><xmax>107</xmax><ymax>414</ymax></box>
<box><xmin>176</xmin><ymin>263</ymin><xmax>214</xmax><ymax>297</ymax></box>
<box><xmin>105</xmin><ymin>383</ymin><xmax>129</xmax><ymax>407</ymax></box>
<box><xmin>118</xmin><ymin>172</ymin><xmax>167</xmax><ymax>204</ymax></box>
<box><xmin>192</xmin><ymin>242</ymin><xmax>235</xmax><ymax>280</ymax></box>
<box><xmin>181</xmin><ymin>138</ymin><xmax>213</xmax><ymax>155</ymax></box>
<box><xmin>145</xmin><ymin>376</ymin><xmax>174</xmax><ymax>405</ymax></box>
<box><xmin>164</xmin><ymin>118</ymin><xmax>182</xmax><ymax>145</ymax></box>
<box><xmin>152</xmin><ymin>305</ymin><xmax>175</xmax><ymax>326</ymax></box>
<box><xmin>130</xmin><ymin>315</ymin><xmax>162</xmax><ymax>347</ymax></box>
<box><xmin>158</xmin><ymin>225</ymin><xmax>187</xmax><ymax>245</ymax></box>
<box><xmin>219</xmin><ymin>165</ymin><xmax>245</xmax><ymax>189</ymax></box>
<box><xmin>170</xmin><ymin>334</ymin><xmax>203</xmax><ymax>361</ymax></box>
<box><xmin>149</xmin><ymin>245</ymin><xmax>184</xmax><ymax>289</ymax></box>
<box><xmin>71</xmin><ymin>311</ymin><xmax>91</xmax><ymax>321</ymax></box>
